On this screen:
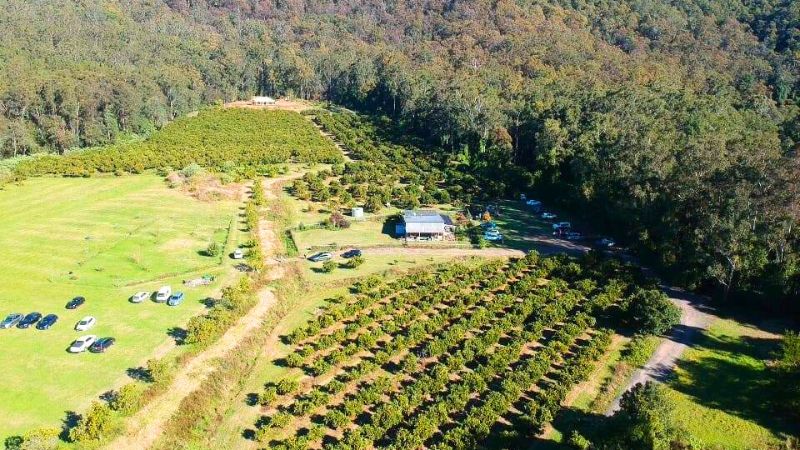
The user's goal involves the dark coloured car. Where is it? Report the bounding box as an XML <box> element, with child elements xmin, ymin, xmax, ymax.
<box><xmin>36</xmin><ymin>314</ymin><xmax>59</xmax><ymax>330</ymax></box>
<box><xmin>341</xmin><ymin>249</ymin><xmax>362</xmax><ymax>259</ymax></box>
<box><xmin>0</xmin><ymin>313</ymin><xmax>23</xmax><ymax>329</ymax></box>
<box><xmin>17</xmin><ymin>312</ymin><xmax>42</xmax><ymax>329</ymax></box>
<box><xmin>65</xmin><ymin>296</ymin><xmax>86</xmax><ymax>309</ymax></box>
<box><xmin>89</xmin><ymin>337</ymin><xmax>116</xmax><ymax>353</ymax></box>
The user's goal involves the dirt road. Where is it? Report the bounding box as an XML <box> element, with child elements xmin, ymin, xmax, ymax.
<box><xmin>606</xmin><ymin>286</ymin><xmax>715</xmax><ymax>414</ymax></box>
<box><xmin>106</xmin><ymin>289</ymin><xmax>277</xmax><ymax>450</ymax></box>
<box><xmin>362</xmin><ymin>246</ymin><xmax>525</xmax><ymax>258</ymax></box>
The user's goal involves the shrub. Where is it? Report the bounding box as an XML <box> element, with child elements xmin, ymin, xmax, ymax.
<box><xmin>621</xmin><ymin>335</ymin><xmax>656</xmax><ymax>367</ymax></box>
<box><xmin>342</xmin><ymin>255</ymin><xmax>364</xmax><ymax>269</ymax></box>
<box><xmin>623</xmin><ymin>289</ymin><xmax>680</xmax><ymax>335</ymax></box>
<box><xmin>146</xmin><ymin>358</ymin><xmax>172</xmax><ymax>385</ymax></box>
<box><xmin>205</xmin><ymin>241</ymin><xmax>222</xmax><ymax>257</ymax></box>
<box><xmin>284</xmin><ymin>352</ymin><xmax>305</xmax><ymax>368</ymax></box>
<box><xmin>4</xmin><ymin>427</ymin><xmax>61</xmax><ymax>450</ymax></box>
<box><xmin>353</xmin><ymin>275</ymin><xmax>382</xmax><ymax>293</ymax></box>
<box><xmin>322</xmin><ymin>260</ymin><xmax>337</xmax><ymax>273</ymax></box>
<box><xmin>110</xmin><ymin>383</ymin><xmax>144</xmax><ymax>415</ymax></box>
<box><xmin>605</xmin><ymin>381</ymin><xmax>683</xmax><ymax>450</ymax></box>
<box><xmin>68</xmin><ymin>402</ymin><xmax>116</xmax><ymax>443</ymax></box>
<box><xmin>567</xmin><ymin>431</ymin><xmax>592</xmax><ymax>450</ymax></box>
<box><xmin>328</xmin><ymin>212</ymin><xmax>351</xmax><ymax>229</ymax></box>
<box><xmin>325</xmin><ymin>410</ymin><xmax>350</xmax><ymax>429</ymax></box>
<box><xmin>259</xmin><ymin>386</ymin><xmax>278</xmax><ymax>407</ymax></box>
<box><xmin>180</xmin><ymin>163</ymin><xmax>203</xmax><ymax>179</ymax></box>
<box><xmin>364</xmin><ymin>196</ymin><xmax>383</xmax><ymax>213</ymax></box>
<box><xmin>276</xmin><ymin>378</ymin><xmax>300</xmax><ymax>395</ymax></box>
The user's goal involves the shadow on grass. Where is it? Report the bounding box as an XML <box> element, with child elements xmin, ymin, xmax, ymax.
<box><xmin>60</xmin><ymin>410</ymin><xmax>81</xmax><ymax>440</ymax></box>
<box><xmin>245</xmin><ymin>392</ymin><xmax>260</xmax><ymax>407</ymax></box>
<box><xmin>168</xmin><ymin>326</ymin><xmax>187</xmax><ymax>345</ymax></box>
<box><xmin>668</xmin><ymin>330</ymin><xmax>798</xmax><ymax>438</ymax></box>
<box><xmin>484</xmin><ymin>200</ymin><xmax>590</xmax><ymax>257</ymax></box>
<box><xmin>126</xmin><ymin>366</ymin><xmax>151</xmax><ymax>382</ymax></box>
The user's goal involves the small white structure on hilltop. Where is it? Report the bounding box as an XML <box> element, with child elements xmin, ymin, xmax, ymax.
<box><xmin>251</xmin><ymin>96</ymin><xmax>276</xmax><ymax>106</ymax></box>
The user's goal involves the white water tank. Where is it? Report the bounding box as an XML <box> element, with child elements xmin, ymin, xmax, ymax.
<box><xmin>352</xmin><ymin>207</ymin><xmax>364</xmax><ymax>220</ymax></box>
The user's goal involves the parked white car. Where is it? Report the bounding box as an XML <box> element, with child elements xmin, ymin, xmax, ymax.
<box><xmin>130</xmin><ymin>292</ymin><xmax>150</xmax><ymax>303</ymax></box>
<box><xmin>552</xmin><ymin>221</ymin><xmax>572</xmax><ymax>230</ymax></box>
<box><xmin>69</xmin><ymin>335</ymin><xmax>97</xmax><ymax>353</ymax></box>
<box><xmin>541</xmin><ymin>212</ymin><xmax>557</xmax><ymax>220</ymax></box>
<box><xmin>155</xmin><ymin>286</ymin><xmax>172</xmax><ymax>302</ymax></box>
<box><xmin>232</xmin><ymin>248</ymin><xmax>244</xmax><ymax>260</ymax></box>
<box><xmin>75</xmin><ymin>316</ymin><xmax>96</xmax><ymax>331</ymax></box>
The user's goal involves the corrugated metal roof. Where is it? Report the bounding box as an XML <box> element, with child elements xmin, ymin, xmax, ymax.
<box><xmin>405</xmin><ymin>222</ymin><xmax>446</xmax><ymax>234</ymax></box>
<box><xmin>403</xmin><ymin>210</ymin><xmax>445</xmax><ymax>224</ymax></box>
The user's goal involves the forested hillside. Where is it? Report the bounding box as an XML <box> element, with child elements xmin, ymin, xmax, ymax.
<box><xmin>0</xmin><ymin>0</ymin><xmax>798</xmax><ymax>306</ymax></box>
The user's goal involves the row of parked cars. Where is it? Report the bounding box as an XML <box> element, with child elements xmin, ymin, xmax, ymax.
<box><xmin>130</xmin><ymin>285</ymin><xmax>185</xmax><ymax>306</ymax></box>
<box><xmin>307</xmin><ymin>248</ymin><xmax>362</xmax><ymax>262</ymax></box>
<box><xmin>1</xmin><ymin>296</ymin><xmax>117</xmax><ymax>354</ymax></box>
<box><xmin>0</xmin><ymin>312</ymin><xmax>58</xmax><ymax>330</ymax></box>
<box><xmin>525</xmin><ymin>198</ymin><xmax>616</xmax><ymax>248</ymax></box>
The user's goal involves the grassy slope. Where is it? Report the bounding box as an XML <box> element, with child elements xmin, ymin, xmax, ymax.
<box><xmin>0</xmin><ymin>175</ymin><xmax>241</xmax><ymax>437</ymax></box>
<box><xmin>665</xmin><ymin>319</ymin><xmax>795</xmax><ymax>449</ymax></box>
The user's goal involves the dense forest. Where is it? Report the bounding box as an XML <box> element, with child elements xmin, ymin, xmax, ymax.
<box><xmin>0</xmin><ymin>0</ymin><xmax>798</xmax><ymax>307</ymax></box>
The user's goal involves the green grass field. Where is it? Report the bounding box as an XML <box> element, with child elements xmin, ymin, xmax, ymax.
<box><xmin>0</xmin><ymin>175</ymin><xmax>242</xmax><ymax>437</ymax></box>
<box><xmin>665</xmin><ymin>318</ymin><xmax>796</xmax><ymax>449</ymax></box>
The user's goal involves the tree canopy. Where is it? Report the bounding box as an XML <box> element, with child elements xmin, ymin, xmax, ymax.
<box><xmin>0</xmin><ymin>0</ymin><xmax>798</xmax><ymax>307</ymax></box>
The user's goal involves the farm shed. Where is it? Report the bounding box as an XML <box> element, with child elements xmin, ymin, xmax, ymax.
<box><xmin>396</xmin><ymin>210</ymin><xmax>455</xmax><ymax>241</ymax></box>
<box><xmin>251</xmin><ymin>96</ymin><xmax>276</xmax><ymax>105</ymax></box>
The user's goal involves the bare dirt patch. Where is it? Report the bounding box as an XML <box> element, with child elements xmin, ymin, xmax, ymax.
<box><xmin>166</xmin><ymin>172</ymin><xmax>247</xmax><ymax>202</ymax></box>
<box><xmin>224</xmin><ymin>98</ymin><xmax>314</xmax><ymax>113</ymax></box>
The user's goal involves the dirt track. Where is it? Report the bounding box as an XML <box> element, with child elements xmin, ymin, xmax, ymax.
<box><xmin>105</xmin><ymin>289</ymin><xmax>276</xmax><ymax>450</ymax></box>
<box><xmin>606</xmin><ymin>286</ymin><xmax>714</xmax><ymax>414</ymax></box>
<box><xmin>362</xmin><ymin>246</ymin><xmax>525</xmax><ymax>258</ymax></box>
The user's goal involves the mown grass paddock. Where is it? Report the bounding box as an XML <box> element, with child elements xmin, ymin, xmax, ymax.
<box><xmin>0</xmin><ymin>175</ymin><xmax>242</xmax><ymax>437</ymax></box>
<box><xmin>666</xmin><ymin>319</ymin><xmax>796</xmax><ymax>449</ymax></box>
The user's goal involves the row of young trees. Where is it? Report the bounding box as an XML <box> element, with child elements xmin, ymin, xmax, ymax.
<box><xmin>247</xmin><ymin>251</ymin><xmax>672</xmax><ymax>448</ymax></box>
<box><xmin>288</xmin><ymin>110</ymin><xmax>458</xmax><ymax>213</ymax></box>
<box><xmin>8</xmin><ymin>109</ymin><xmax>342</xmax><ymax>180</ymax></box>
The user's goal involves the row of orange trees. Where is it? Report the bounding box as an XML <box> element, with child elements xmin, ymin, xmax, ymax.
<box><xmin>250</xmin><ymin>252</ymin><xmax>635</xmax><ymax>449</ymax></box>
<box><xmin>13</xmin><ymin>109</ymin><xmax>342</xmax><ymax>178</ymax></box>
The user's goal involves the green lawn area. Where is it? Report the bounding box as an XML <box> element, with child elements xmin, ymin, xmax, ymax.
<box><xmin>666</xmin><ymin>318</ymin><xmax>796</xmax><ymax>449</ymax></box>
<box><xmin>304</xmin><ymin>253</ymin><xmax>464</xmax><ymax>284</ymax></box>
<box><xmin>489</xmin><ymin>200</ymin><xmax>551</xmax><ymax>251</ymax></box>
<box><xmin>292</xmin><ymin>220</ymin><xmax>397</xmax><ymax>252</ymax></box>
<box><xmin>0</xmin><ymin>175</ymin><xmax>243</xmax><ymax>438</ymax></box>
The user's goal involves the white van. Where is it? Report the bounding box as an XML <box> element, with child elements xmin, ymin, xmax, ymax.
<box><xmin>155</xmin><ymin>286</ymin><xmax>172</xmax><ymax>303</ymax></box>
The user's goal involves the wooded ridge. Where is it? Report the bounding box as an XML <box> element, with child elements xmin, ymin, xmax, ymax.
<box><xmin>0</xmin><ymin>0</ymin><xmax>797</xmax><ymax>306</ymax></box>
